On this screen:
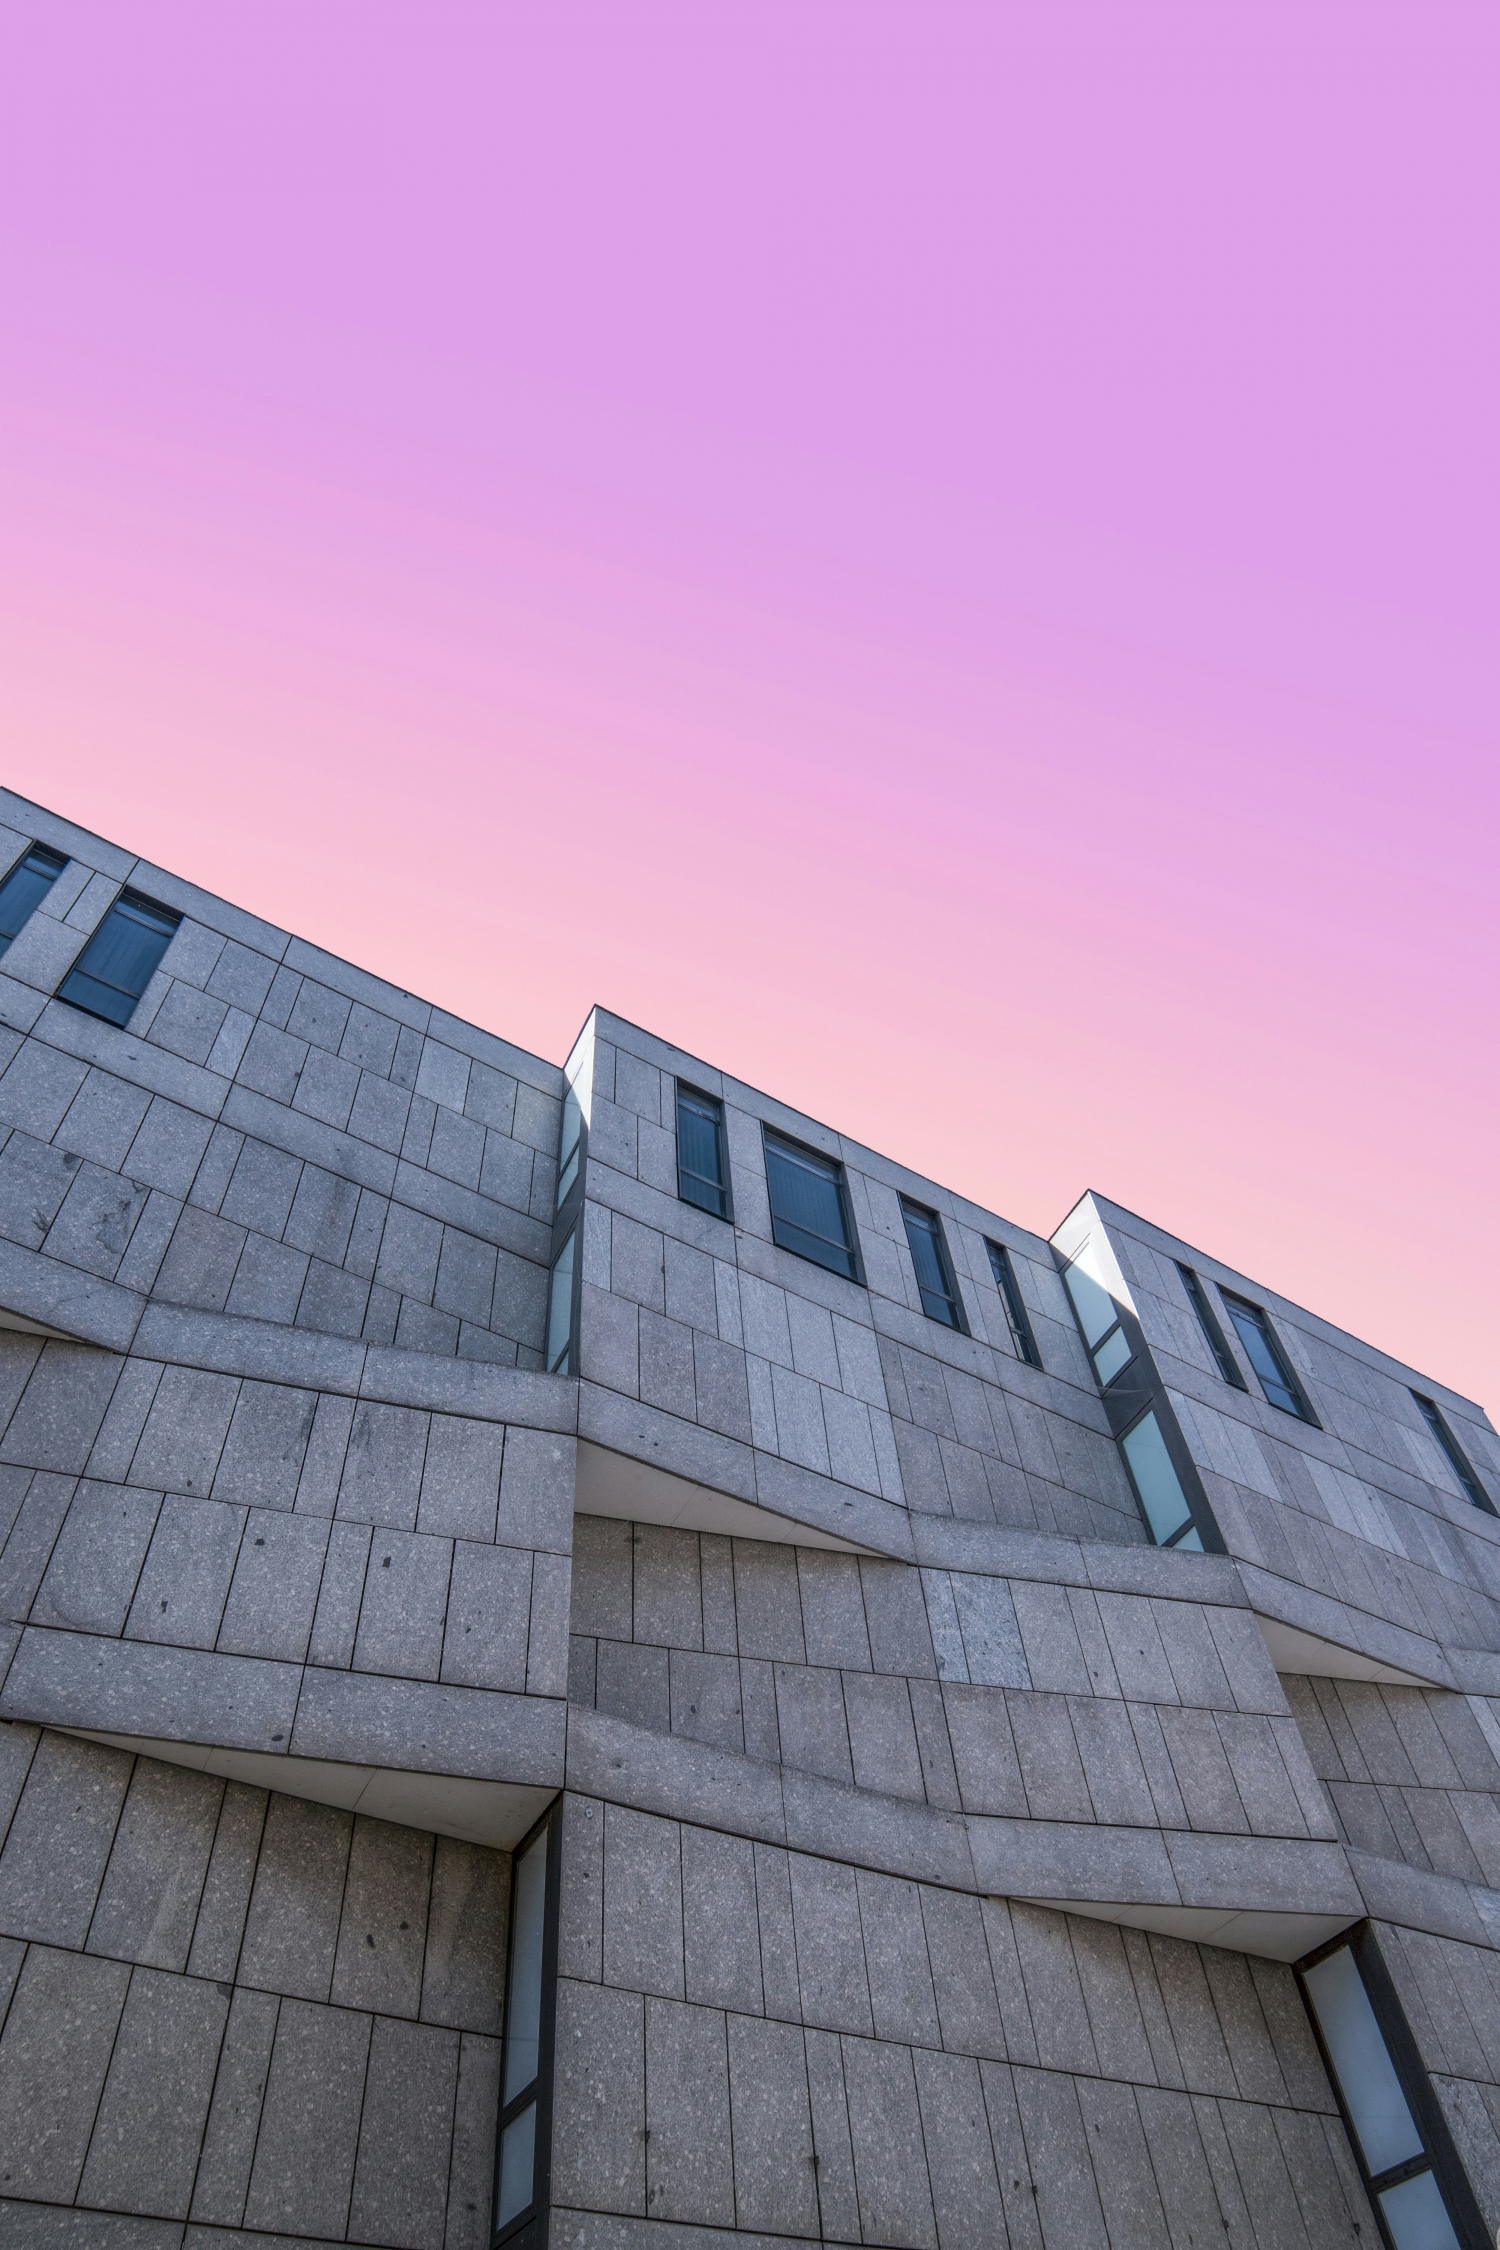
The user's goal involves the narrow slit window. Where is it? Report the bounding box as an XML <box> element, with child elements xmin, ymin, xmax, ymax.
<box><xmin>763</xmin><ymin>1130</ymin><xmax>860</xmax><ymax>1281</ymax></box>
<box><xmin>0</xmin><ymin>842</ymin><xmax>68</xmax><ymax>957</ymax></box>
<box><xmin>1119</xmin><ymin>1409</ymin><xmax>1200</xmax><ymax>1548</ymax></box>
<box><xmin>544</xmin><ymin>1231</ymin><xmax>576</xmax><ymax>1376</ymax></box>
<box><xmin>1062</xmin><ymin>1257</ymin><xmax>1134</xmax><ymax>1390</ymax></box>
<box><xmin>57</xmin><ymin>889</ymin><xmax>181</xmax><ymax>1028</ymax></box>
<box><xmin>1412</xmin><ymin>1392</ymin><xmax>1494</xmax><ymax>1514</ymax></box>
<box><xmin>1177</xmin><ymin>1263</ymin><xmax>1247</xmax><ymax>1389</ymax></box>
<box><xmin>901</xmin><ymin>1200</ymin><xmax>965</xmax><ymax>1330</ymax></box>
<box><xmin>1220</xmin><ymin>1292</ymin><xmax>1317</xmax><ymax>1422</ymax></box>
<box><xmin>986</xmin><ymin>1241</ymin><xmax>1042</xmax><ymax>1367</ymax></box>
<box><xmin>493</xmin><ymin>1810</ymin><xmax>559</xmax><ymax>2244</ymax></box>
<box><xmin>555</xmin><ymin>1081</ymin><xmax>583</xmax><ymax>1209</ymax></box>
<box><xmin>1300</xmin><ymin>1941</ymin><xmax>1471</xmax><ymax>2250</ymax></box>
<box><xmin>677</xmin><ymin>1083</ymin><xmax>729</xmax><ymax>1219</ymax></box>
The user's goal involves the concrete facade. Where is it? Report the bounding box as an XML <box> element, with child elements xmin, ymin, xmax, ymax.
<box><xmin>0</xmin><ymin>787</ymin><xmax>1495</xmax><ymax>2247</ymax></box>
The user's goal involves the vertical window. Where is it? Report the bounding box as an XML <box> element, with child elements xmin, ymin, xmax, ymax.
<box><xmin>544</xmin><ymin>1232</ymin><xmax>576</xmax><ymax>1375</ymax></box>
<box><xmin>1412</xmin><ymin>1393</ymin><xmax>1494</xmax><ymax>1514</ymax></box>
<box><xmin>58</xmin><ymin>890</ymin><xmax>181</xmax><ymax>1027</ymax></box>
<box><xmin>0</xmin><ymin>842</ymin><xmax>68</xmax><ymax>956</ymax></box>
<box><xmin>985</xmin><ymin>1241</ymin><xmax>1042</xmax><ymax>1367</ymax></box>
<box><xmin>901</xmin><ymin>1200</ymin><xmax>965</xmax><ymax>1330</ymax></box>
<box><xmin>554</xmin><ymin>1081</ymin><xmax>583</xmax><ymax>1209</ymax></box>
<box><xmin>493</xmin><ymin>1806</ymin><xmax>560</xmax><ymax>2245</ymax></box>
<box><xmin>676</xmin><ymin>1084</ymin><xmax>730</xmax><ymax>1219</ymax></box>
<box><xmin>1220</xmin><ymin>1292</ymin><xmax>1317</xmax><ymax>1422</ymax></box>
<box><xmin>1176</xmin><ymin>1263</ymin><xmax>1247</xmax><ymax>1389</ymax></box>
<box><xmin>1300</xmin><ymin>1940</ymin><xmax>1475</xmax><ymax>2250</ymax></box>
<box><xmin>763</xmin><ymin>1130</ymin><xmax>861</xmax><ymax>1282</ymax></box>
<box><xmin>1062</xmin><ymin>1258</ymin><xmax>1134</xmax><ymax>1388</ymax></box>
<box><xmin>1120</xmin><ymin>1409</ymin><xmax>1203</xmax><ymax>1550</ymax></box>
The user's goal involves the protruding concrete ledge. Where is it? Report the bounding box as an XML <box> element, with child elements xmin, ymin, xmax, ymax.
<box><xmin>1350</xmin><ymin>1847</ymin><xmax>1500</xmax><ymax>1950</ymax></box>
<box><xmin>575</xmin><ymin>1443</ymin><xmax>875</xmax><ymax>1556</ymax></box>
<box><xmin>1236</xmin><ymin>1559</ymin><xmax>1453</xmax><ymax>1689</ymax></box>
<box><xmin>1253</xmin><ymin>1609</ymin><xmax>1442</xmax><ymax>1689</ymax></box>
<box><xmin>59</xmin><ymin>1727</ymin><xmax>555</xmax><ymax>1850</ymax></box>
<box><xmin>908</xmin><ymin>1515</ymin><xmax>1248</xmax><ymax>1604</ymax></box>
<box><xmin>0</xmin><ymin>1239</ymin><xmax>144</xmax><ymax>1354</ymax></box>
<box><xmin>292</xmin><ymin>1669</ymin><xmax>564</xmax><ymax>1785</ymax></box>
<box><xmin>566</xmin><ymin>1707</ymin><xmax>785</xmax><ymax>1844</ymax></box>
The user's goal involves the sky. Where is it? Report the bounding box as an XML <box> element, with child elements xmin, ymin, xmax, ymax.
<box><xmin>0</xmin><ymin>5</ymin><xmax>1495</xmax><ymax>1408</ymax></box>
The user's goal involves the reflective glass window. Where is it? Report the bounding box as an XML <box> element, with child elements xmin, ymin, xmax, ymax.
<box><xmin>1412</xmin><ymin>1392</ymin><xmax>1492</xmax><ymax>1514</ymax></box>
<box><xmin>58</xmin><ymin>889</ymin><xmax>180</xmax><ymax>1028</ymax></box>
<box><xmin>1377</xmin><ymin>2169</ymin><xmax>1462</xmax><ymax>2250</ymax></box>
<box><xmin>1303</xmin><ymin>1948</ymin><xmax>1423</xmax><ymax>2177</ymax></box>
<box><xmin>495</xmin><ymin>2103</ymin><xmax>537</xmax><ymax>2231</ymax></box>
<box><xmin>901</xmin><ymin>1200</ymin><xmax>963</xmax><ymax>1329</ymax></box>
<box><xmin>555</xmin><ymin>1083</ymin><xmax>583</xmax><ymax>1207</ymax></box>
<box><xmin>545</xmin><ymin>1232</ymin><xmax>575</xmax><ymax>1375</ymax></box>
<box><xmin>764</xmin><ymin>1132</ymin><xmax>859</xmax><ymax>1281</ymax></box>
<box><xmin>504</xmin><ymin>1828</ymin><xmax>549</xmax><ymax>2101</ymax></box>
<box><xmin>1093</xmin><ymin>1327</ymin><xmax>1133</xmax><ymax>1386</ymax></box>
<box><xmin>1063</xmin><ymin>1260</ymin><xmax>1117</xmax><ymax>1348</ymax></box>
<box><xmin>985</xmin><ymin>1241</ymin><xmax>1041</xmax><ymax>1367</ymax></box>
<box><xmin>1120</xmin><ymin>1411</ymin><xmax>1195</xmax><ymax>1546</ymax></box>
<box><xmin>677</xmin><ymin>1084</ymin><xmax>729</xmax><ymax>1218</ymax></box>
<box><xmin>1221</xmin><ymin>1294</ymin><xmax>1311</xmax><ymax>1420</ymax></box>
<box><xmin>0</xmin><ymin>843</ymin><xmax>67</xmax><ymax>955</ymax></box>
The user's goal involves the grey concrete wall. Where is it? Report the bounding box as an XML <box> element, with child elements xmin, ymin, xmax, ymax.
<box><xmin>0</xmin><ymin>1723</ymin><xmax>506</xmax><ymax>2247</ymax></box>
<box><xmin>550</xmin><ymin>1788</ymin><xmax>1376</xmax><ymax>2248</ymax></box>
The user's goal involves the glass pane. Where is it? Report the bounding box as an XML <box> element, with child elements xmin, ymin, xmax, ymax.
<box><xmin>1120</xmin><ymin>1412</ymin><xmax>1193</xmax><ymax>1545</ymax></box>
<box><xmin>494</xmin><ymin>2099</ymin><xmax>537</xmax><ymax>2230</ymax></box>
<box><xmin>1303</xmin><ymin>1947</ymin><xmax>1424</xmax><ymax>2177</ymax></box>
<box><xmin>57</xmin><ymin>967</ymin><xmax>138</xmax><ymax>1027</ymax></box>
<box><xmin>1172</xmin><ymin>1526</ymin><xmax>1206</xmax><ymax>1552</ymax></box>
<box><xmin>0</xmin><ymin>853</ymin><xmax>62</xmax><ymax>943</ymax></box>
<box><xmin>765</xmin><ymin>1141</ymin><xmax>854</xmax><ymax>1274</ymax></box>
<box><xmin>1378</xmin><ymin>2170</ymin><xmax>1461</xmax><ymax>2250</ymax></box>
<box><xmin>904</xmin><ymin>1208</ymin><xmax>956</xmax><ymax>1324</ymax></box>
<box><xmin>1093</xmin><ymin>1328</ymin><xmax>1133</xmax><ymax>1385</ymax></box>
<box><xmin>545</xmin><ymin>1234</ymin><xmax>575</xmax><ymax>1375</ymax></box>
<box><xmin>1225</xmin><ymin>1302</ymin><xmax>1300</xmax><ymax>1414</ymax></box>
<box><xmin>678</xmin><ymin>1094</ymin><xmax>723</xmax><ymax>1188</ymax></box>
<box><xmin>504</xmin><ymin>1828</ymin><xmax>549</xmax><ymax>2101</ymax></box>
<box><xmin>1063</xmin><ymin>1260</ymin><xmax>1118</xmax><ymax>1348</ymax></box>
<box><xmin>68</xmin><ymin>896</ymin><xmax>177</xmax><ymax>1005</ymax></box>
<box><xmin>555</xmin><ymin>1085</ymin><xmax>582</xmax><ymax>1206</ymax></box>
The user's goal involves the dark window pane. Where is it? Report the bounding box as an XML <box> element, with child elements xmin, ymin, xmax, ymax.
<box><xmin>0</xmin><ymin>843</ymin><xmax>68</xmax><ymax>952</ymax></box>
<box><xmin>986</xmin><ymin>1241</ymin><xmax>1041</xmax><ymax>1367</ymax></box>
<box><xmin>545</xmin><ymin>1232</ymin><xmax>575</xmax><ymax>1375</ymax></box>
<box><xmin>902</xmin><ymin>1201</ymin><xmax>961</xmax><ymax>1328</ymax></box>
<box><xmin>677</xmin><ymin>1085</ymin><xmax>727</xmax><ymax>1217</ymax></box>
<box><xmin>1413</xmin><ymin>1392</ymin><xmax>1492</xmax><ymax>1512</ymax></box>
<box><xmin>1222</xmin><ymin>1296</ymin><xmax>1304</xmax><ymax>1417</ymax></box>
<box><xmin>764</xmin><ymin>1135</ymin><xmax>857</xmax><ymax>1280</ymax></box>
<box><xmin>1177</xmin><ymin>1263</ymin><xmax>1246</xmax><ymax>1388</ymax></box>
<box><xmin>58</xmin><ymin>890</ymin><xmax>180</xmax><ymax>1027</ymax></box>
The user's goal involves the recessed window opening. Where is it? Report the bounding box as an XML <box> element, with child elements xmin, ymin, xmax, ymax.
<box><xmin>1119</xmin><ymin>1409</ymin><xmax>1203</xmax><ymax>1550</ymax></box>
<box><xmin>763</xmin><ymin>1129</ymin><xmax>860</xmax><ymax>1282</ymax></box>
<box><xmin>1300</xmin><ymin>1942</ymin><xmax>1469</xmax><ymax>2250</ymax></box>
<box><xmin>986</xmin><ymin>1241</ymin><xmax>1042</xmax><ymax>1367</ymax></box>
<box><xmin>493</xmin><ymin>1806</ymin><xmax>560</xmax><ymax>2246</ymax></box>
<box><xmin>0</xmin><ymin>842</ymin><xmax>68</xmax><ymax>957</ymax></box>
<box><xmin>1220</xmin><ymin>1292</ymin><xmax>1317</xmax><ymax>1422</ymax></box>
<box><xmin>901</xmin><ymin>1199</ymin><xmax>965</xmax><ymax>1330</ymax></box>
<box><xmin>1412</xmin><ymin>1392</ymin><xmax>1494</xmax><ymax>1515</ymax></box>
<box><xmin>676</xmin><ymin>1083</ymin><xmax>730</xmax><ymax>1219</ymax></box>
<box><xmin>57</xmin><ymin>889</ymin><xmax>181</xmax><ymax>1028</ymax></box>
<box><xmin>1062</xmin><ymin>1256</ymin><xmax>1134</xmax><ymax>1389</ymax></box>
<box><xmin>1177</xmin><ymin>1263</ymin><xmax>1247</xmax><ymax>1389</ymax></box>
<box><xmin>544</xmin><ymin>1231</ymin><xmax>576</xmax><ymax>1376</ymax></box>
<box><xmin>555</xmin><ymin>1082</ymin><xmax>583</xmax><ymax>1209</ymax></box>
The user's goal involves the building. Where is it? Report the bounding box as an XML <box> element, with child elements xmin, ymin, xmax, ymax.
<box><xmin>0</xmin><ymin>784</ymin><xmax>1496</xmax><ymax>2250</ymax></box>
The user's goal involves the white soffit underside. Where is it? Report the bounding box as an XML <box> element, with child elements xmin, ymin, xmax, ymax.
<box><xmin>60</xmin><ymin>1728</ymin><xmax>556</xmax><ymax>1850</ymax></box>
<box><xmin>1252</xmin><ymin>1613</ymin><xmax>1442</xmax><ymax>1689</ymax></box>
<box><xmin>575</xmin><ymin>1439</ymin><xmax>875</xmax><ymax>1554</ymax></box>
<box><xmin>0</xmin><ymin>1305</ymin><xmax>74</xmax><ymax>1341</ymax></box>
<box><xmin>1021</xmin><ymin>1895</ymin><xmax>1359</xmax><ymax>1964</ymax></box>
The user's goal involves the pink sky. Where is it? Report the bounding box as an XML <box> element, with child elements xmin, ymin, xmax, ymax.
<box><xmin>1</xmin><ymin>5</ymin><xmax>1495</xmax><ymax>1407</ymax></box>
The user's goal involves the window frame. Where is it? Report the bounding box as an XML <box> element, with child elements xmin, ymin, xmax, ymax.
<box><xmin>1218</xmin><ymin>1290</ymin><xmax>1320</xmax><ymax>1425</ymax></box>
<box><xmin>1176</xmin><ymin>1262</ymin><xmax>1247</xmax><ymax>1390</ymax></box>
<box><xmin>1118</xmin><ymin>1403</ymin><xmax>1207</xmax><ymax>1550</ymax></box>
<box><xmin>1297</xmin><ymin>1924</ymin><xmax>1486</xmax><ymax>2250</ymax></box>
<box><xmin>0</xmin><ymin>840</ymin><xmax>69</xmax><ymax>956</ymax></box>
<box><xmin>900</xmin><ymin>1198</ymin><xmax>967</xmax><ymax>1332</ymax></box>
<box><xmin>56</xmin><ymin>886</ymin><xmax>182</xmax><ymax>1028</ymax></box>
<box><xmin>554</xmin><ymin>1079</ymin><xmax>585</xmax><ymax>1214</ymax></box>
<box><xmin>543</xmin><ymin>1228</ymin><xmax>579</xmax><ymax>1377</ymax></box>
<box><xmin>1411</xmin><ymin>1392</ymin><xmax>1495</xmax><ymax>1515</ymax></box>
<box><xmin>675</xmin><ymin>1081</ymin><xmax>733</xmax><ymax>1223</ymax></box>
<box><xmin>492</xmin><ymin>1799</ymin><xmax>563</xmax><ymax>2250</ymax></box>
<box><xmin>1060</xmin><ymin>1255</ymin><xmax>1137</xmax><ymax>1392</ymax></box>
<box><xmin>761</xmin><ymin>1126</ymin><xmax>863</xmax><ymax>1285</ymax></box>
<box><xmin>985</xmin><ymin>1240</ymin><xmax>1042</xmax><ymax>1367</ymax></box>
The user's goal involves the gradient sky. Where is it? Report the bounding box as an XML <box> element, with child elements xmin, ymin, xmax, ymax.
<box><xmin>1</xmin><ymin>5</ymin><xmax>1495</xmax><ymax>1408</ymax></box>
